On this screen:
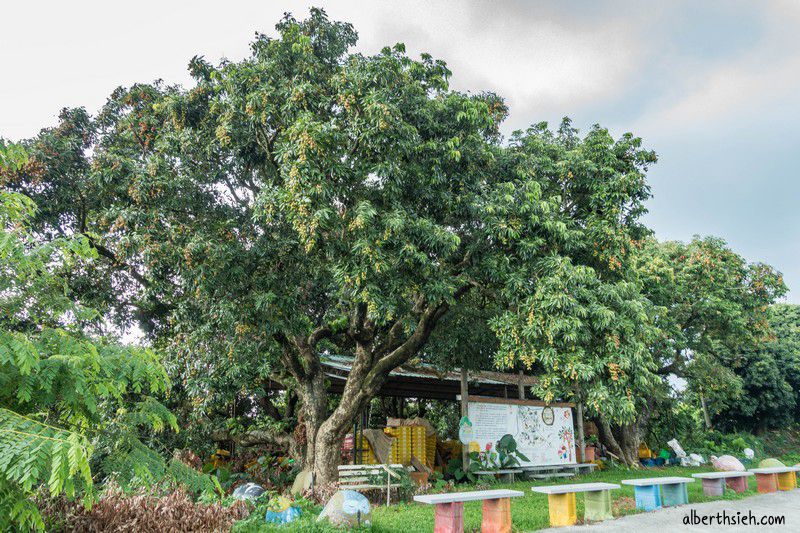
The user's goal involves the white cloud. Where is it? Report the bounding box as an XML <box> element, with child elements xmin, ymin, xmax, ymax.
<box><xmin>0</xmin><ymin>0</ymin><xmax>651</xmax><ymax>139</ymax></box>
<box><xmin>635</xmin><ymin>1</ymin><xmax>800</xmax><ymax>132</ymax></box>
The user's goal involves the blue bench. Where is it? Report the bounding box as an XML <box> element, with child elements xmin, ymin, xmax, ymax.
<box><xmin>621</xmin><ymin>477</ymin><xmax>694</xmax><ymax>510</ymax></box>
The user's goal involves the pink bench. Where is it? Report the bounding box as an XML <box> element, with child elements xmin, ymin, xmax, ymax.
<box><xmin>414</xmin><ymin>489</ymin><xmax>524</xmax><ymax>533</ymax></box>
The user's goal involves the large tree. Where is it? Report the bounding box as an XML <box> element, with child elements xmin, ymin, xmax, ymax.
<box><xmin>715</xmin><ymin>304</ymin><xmax>800</xmax><ymax>432</ymax></box>
<box><xmin>490</xmin><ymin>122</ymin><xmax>660</xmax><ymax>465</ymax></box>
<box><xmin>638</xmin><ymin>236</ymin><xmax>786</xmax><ymax>429</ymax></box>
<box><xmin>10</xmin><ymin>10</ymin><xmax>662</xmax><ymax>481</ymax></box>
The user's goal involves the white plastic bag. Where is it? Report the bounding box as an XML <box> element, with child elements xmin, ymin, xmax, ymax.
<box><xmin>667</xmin><ymin>438</ymin><xmax>687</xmax><ymax>458</ymax></box>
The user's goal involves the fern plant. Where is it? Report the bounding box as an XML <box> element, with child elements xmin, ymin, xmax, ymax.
<box><xmin>1</xmin><ymin>142</ymin><xmax>191</xmax><ymax>530</ymax></box>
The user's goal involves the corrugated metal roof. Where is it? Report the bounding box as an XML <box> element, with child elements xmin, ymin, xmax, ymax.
<box><xmin>321</xmin><ymin>354</ymin><xmax>537</xmax><ymax>386</ymax></box>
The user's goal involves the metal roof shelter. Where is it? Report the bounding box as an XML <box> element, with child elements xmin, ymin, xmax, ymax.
<box><xmin>320</xmin><ymin>355</ymin><xmax>539</xmax><ymax>401</ymax></box>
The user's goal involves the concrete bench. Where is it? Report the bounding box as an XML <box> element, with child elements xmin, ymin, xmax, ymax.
<box><xmin>748</xmin><ymin>467</ymin><xmax>799</xmax><ymax>493</ymax></box>
<box><xmin>692</xmin><ymin>471</ymin><xmax>754</xmax><ymax>495</ymax></box>
<box><xmin>530</xmin><ymin>472</ymin><xmax>575</xmax><ymax>480</ymax></box>
<box><xmin>573</xmin><ymin>463</ymin><xmax>598</xmax><ymax>474</ymax></box>
<box><xmin>473</xmin><ymin>468</ymin><xmax>523</xmax><ymax>483</ymax></box>
<box><xmin>414</xmin><ymin>489</ymin><xmax>524</xmax><ymax>533</ymax></box>
<box><xmin>621</xmin><ymin>477</ymin><xmax>694</xmax><ymax>510</ymax></box>
<box><xmin>521</xmin><ymin>463</ymin><xmax>595</xmax><ymax>480</ymax></box>
<box><xmin>532</xmin><ymin>482</ymin><xmax>621</xmax><ymax>527</ymax></box>
<box><xmin>338</xmin><ymin>464</ymin><xmax>405</xmax><ymax>506</ymax></box>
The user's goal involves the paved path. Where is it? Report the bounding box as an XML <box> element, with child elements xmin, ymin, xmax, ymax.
<box><xmin>539</xmin><ymin>490</ymin><xmax>800</xmax><ymax>532</ymax></box>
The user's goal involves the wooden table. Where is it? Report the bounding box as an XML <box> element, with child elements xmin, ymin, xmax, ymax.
<box><xmin>749</xmin><ymin>467</ymin><xmax>799</xmax><ymax>493</ymax></box>
<box><xmin>621</xmin><ymin>477</ymin><xmax>694</xmax><ymax>510</ymax></box>
<box><xmin>532</xmin><ymin>482</ymin><xmax>620</xmax><ymax>527</ymax></box>
<box><xmin>414</xmin><ymin>489</ymin><xmax>524</xmax><ymax>533</ymax></box>
<box><xmin>692</xmin><ymin>471</ymin><xmax>754</xmax><ymax>495</ymax></box>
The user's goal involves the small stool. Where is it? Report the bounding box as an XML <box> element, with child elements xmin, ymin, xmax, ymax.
<box><xmin>701</xmin><ymin>478</ymin><xmax>725</xmax><ymax>497</ymax></box>
<box><xmin>661</xmin><ymin>482</ymin><xmax>689</xmax><ymax>506</ymax></box>
<box><xmin>777</xmin><ymin>472</ymin><xmax>795</xmax><ymax>491</ymax></box>
<box><xmin>726</xmin><ymin>476</ymin><xmax>749</xmax><ymax>493</ymax></box>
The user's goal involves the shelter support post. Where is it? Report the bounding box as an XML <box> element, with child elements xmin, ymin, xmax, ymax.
<box><xmin>576</xmin><ymin>401</ymin><xmax>585</xmax><ymax>464</ymax></box>
<box><xmin>460</xmin><ymin>368</ymin><xmax>469</xmax><ymax>470</ymax></box>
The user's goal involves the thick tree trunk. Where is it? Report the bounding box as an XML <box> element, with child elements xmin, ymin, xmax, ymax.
<box><xmin>300</xmin><ymin>371</ymin><xmax>329</xmax><ymax>476</ymax></box>
<box><xmin>283</xmin><ymin>288</ymin><xmax>469</xmax><ymax>485</ymax></box>
<box><xmin>595</xmin><ymin>417</ymin><xmax>640</xmax><ymax>466</ymax></box>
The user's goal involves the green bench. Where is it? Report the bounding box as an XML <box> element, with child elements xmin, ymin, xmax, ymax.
<box><xmin>532</xmin><ymin>482</ymin><xmax>620</xmax><ymax>527</ymax></box>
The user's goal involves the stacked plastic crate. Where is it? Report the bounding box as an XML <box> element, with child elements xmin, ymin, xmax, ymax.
<box><xmin>354</xmin><ymin>434</ymin><xmax>378</xmax><ymax>464</ymax></box>
<box><xmin>411</xmin><ymin>425</ymin><xmax>427</xmax><ymax>466</ymax></box>
<box><xmin>425</xmin><ymin>433</ymin><xmax>437</xmax><ymax>468</ymax></box>
<box><xmin>384</xmin><ymin>426</ymin><xmax>414</xmax><ymax>465</ymax></box>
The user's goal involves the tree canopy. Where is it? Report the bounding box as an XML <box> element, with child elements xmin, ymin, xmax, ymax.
<box><xmin>637</xmin><ymin>236</ymin><xmax>786</xmax><ymax>426</ymax></box>
<box><xmin>3</xmin><ymin>9</ymin><xmax>790</xmax><ymax>481</ymax></box>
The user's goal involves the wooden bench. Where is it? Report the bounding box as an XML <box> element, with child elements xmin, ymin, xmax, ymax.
<box><xmin>692</xmin><ymin>471</ymin><xmax>754</xmax><ymax>495</ymax></box>
<box><xmin>473</xmin><ymin>468</ymin><xmax>523</xmax><ymax>483</ymax></box>
<box><xmin>620</xmin><ymin>477</ymin><xmax>694</xmax><ymax>510</ymax></box>
<box><xmin>338</xmin><ymin>464</ymin><xmax>405</xmax><ymax>506</ymax></box>
<box><xmin>414</xmin><ymin>489</ymin><xmax>524</xmax><ymax>533</ymax></box>
<box><xmin>748</xmin><ymin>467</ymin><xmax>799</xmax><ymax>493</ymax></box>
<box><xmin>532</xmin><ymin>482</ymin><xmax>620</xmax><ymax>527</ymax></box>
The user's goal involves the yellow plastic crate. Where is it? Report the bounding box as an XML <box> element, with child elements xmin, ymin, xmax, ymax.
<box><xmin>384</xmin><ymin>427</ymin><xmax>413</xmax><ymax>464</ymax></box>
<box><xmin>426</xmin><ymin>434</ymin><xmax>437</xmax><ymax>468</ymax></box>
<box><xmin>353</xmin><ymin>435</ymin><xmax>377</xmax><ymax>464</ymax></box>
<box><xmin>411</xmin><ymin>425</ymin><xmax>427</xmax><ymax>463</ymax></box>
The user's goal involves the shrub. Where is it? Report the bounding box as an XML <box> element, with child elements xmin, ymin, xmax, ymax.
<box><xmin>42</xmin><ymin>483</ymin><xmax>249</xmax><ymax>532</ymax></box>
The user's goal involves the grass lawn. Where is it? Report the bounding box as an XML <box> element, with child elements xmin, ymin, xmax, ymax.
<box><xmin>241</xmin><ymin>464</ymin><xmax>780</xmax><ymax>532</ymax></box>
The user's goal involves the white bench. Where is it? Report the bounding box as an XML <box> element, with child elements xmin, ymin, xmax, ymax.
<box><xmin>749</xmin><ymin>466</ymin><xmax>799</xmax><ymax>493</ymax></box>
<box><xmin>521</xmin><ymin>463</ymin><xmax>596</xmax><ymax>479</ymax></box>
<box><xmin>532</xmin><ymin>482</ymin><xmax>620</xmax><ymax>526</ymax></box>
<box><xmin>338</xmin><ymin>464</ymin><xmax>405</xmax><ymax>506</ymax></box>
<box><xmin>621</xmin><ymin>477</ymin><xmax>694</xmax><ymax>510</ymax></box>
<box><xmin>692</xmin><ymin>471</ymin><xmax>753</xmax><ymax>495</ymax></box>
<box><xmin>473</xmin><ymin>468</ymin><xmax>523</xmax><ymax>483</ymax></box>
<box><xmin>531</xmin><ymin>472</ymin><xmax>575</xmax><ymax>480</ymax></box>
<box><xmin>414</xmin><ymin>489</ymin><xmax>523</xmax><ymax>533</ymax></box>
<box><xmin>572</xmin><ymin>463</ymin><xmax>598</xmax><ymax>474</ymax></box>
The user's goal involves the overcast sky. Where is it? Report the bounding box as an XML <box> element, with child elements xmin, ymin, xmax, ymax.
<box><xmin>2</xmin><ymin>1</ymin><xmax>798</xmax><ymax>302</ymax></box>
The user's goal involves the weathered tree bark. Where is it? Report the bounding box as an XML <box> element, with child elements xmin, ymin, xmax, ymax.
<box><xmin>595</xmin><ymin>418</ymin><xmax>640</xmax><ymax>466</ymax></box>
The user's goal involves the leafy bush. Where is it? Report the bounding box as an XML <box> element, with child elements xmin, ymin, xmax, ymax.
<box><xmin>449</xmin><ymin>434</ymin><xmax>529</xmax><ymax>483</ymax></box>
<box><xmin>230</xmin><ymin>451</ymin><xmax>299</xmax><ymax>493</ymax></box>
